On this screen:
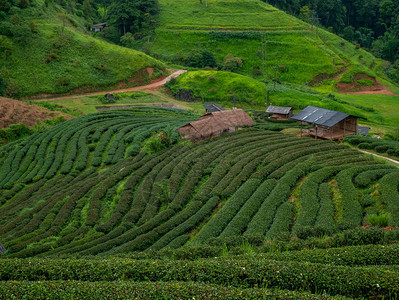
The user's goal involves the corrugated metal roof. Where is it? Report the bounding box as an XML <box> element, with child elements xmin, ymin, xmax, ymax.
<box><xmin>203</xmin><ymin>103</ymin><xmax>226</xmax><ymax>112</ymax></box>
<box><xmin>0</xmin><ymin>243</ymin><xmax>6</xmax><ymax>255</ymax></box>
<box><xmin>266</xmin><ymin>105</ymin><xmax>292</xmax><ymax>115</ymax></box>
<box><xmin>357</xmin><ymin>126</ymin><xmax>370</xmax><ymax>136</ymax></box>
<box><xmin>291</xmin><ymin>106</ymin><xmax>350</xmax><ymax>127</ymax></box>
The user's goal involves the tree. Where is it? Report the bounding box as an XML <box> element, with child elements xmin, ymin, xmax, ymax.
<box><xmin>223</xmin><ymin>53</ymin><xmax>243</xmax><ymax>72</ymax></box>
<box><xmin>108</xmin><ymin>0</ymin><xmax>159</xmax><ymax>36</ymax></box>
<box><xmin>343</xmin><ymin>26</ymin><xmax>355</xmax><ymax>41</ymax></box>
<box><xmin>0</xmin><ymin>34</ymin><xmax>12</xmax><ymax>59</ymax></box>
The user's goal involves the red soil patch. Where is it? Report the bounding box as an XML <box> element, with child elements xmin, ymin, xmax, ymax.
<box><xmin>337</xmin><ymin>74</ymin><xmax>397</xmax><ymax>96</ymax></box>
<box><xmin>309</xmin><ymin>66</ymin><xmax>348</xmax><ymax>86</ymax></box>
<box><xmin>0</xmin><ymin>97</ymin><xmax>73</xmax><ymax>129</ymax></box>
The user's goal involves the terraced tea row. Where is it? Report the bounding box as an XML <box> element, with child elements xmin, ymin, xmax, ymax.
<box><xmin>1</xmin><ymin>109</ymin><xmax>398</xmax><ymax>257</ymax></box>
<box><xmin>0</xmin><ymin>108</ymin><xmax>196</xmax><ymax>191</ymax></box>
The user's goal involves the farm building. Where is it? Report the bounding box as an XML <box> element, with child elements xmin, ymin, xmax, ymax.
<box><xmin>291</xmin><ymin>105</ymin><xmax>359</xmax><ymax>140</ymax></box>
<box><xmin>203</xmin><ymin>103</ymin><xmax>226</xmax><ymax>113</ymax></box>
<box><xmin>266</xmin><ymin>105</ymin><xmax>293</xmax><ymax>120</ymax></box>
<box><xmin>178</xmin><ymin>109</ymin><xmax>255</xmax><ymax>141</ymax></box>
<box><xmin>90</xmin><ymin>23</ymin><xmax>107</xmax><ymax>32</ymax></box>
<box><xmin>0</xmin><ymin>242</ymin><xmax>6</xmax><ymax>257</ymax></box>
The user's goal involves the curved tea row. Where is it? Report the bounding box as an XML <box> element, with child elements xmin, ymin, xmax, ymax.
<box><xmin>0</xmin><ymin>108</ymin><xmax>398</xmax><ymax>257</ymax></box>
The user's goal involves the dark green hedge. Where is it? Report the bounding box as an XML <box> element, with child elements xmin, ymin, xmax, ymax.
<box><xmin>0</xmin><ymin>257</ymin><xmax>398</xmax><ymax>298</ymax></box>
<box><xmin>0</xmin><ymin>280</ymin><xmax>345</xmax><ymax>299</ymax></box>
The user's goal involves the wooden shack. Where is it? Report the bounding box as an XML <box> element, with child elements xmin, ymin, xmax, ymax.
<box><xmin>178</xmin><ymin>109</ymin><xmax>255</xmax><ymax>141</ymax></box>
<box><xmin>203</xmin><ymin>103</ymin><xmax>226</xmax><ymax>113</ymax></box>
<box><xmin>291</xmin><ymin>106</ymin><xmax>359</xmax><ymax>140</ymax></box>
<box><xmin>266</xmin><ymin>105</ymin><xmax>293</xmax><ymax>120</ymax></box>
<box><xmin>90</xmin><ymin>23</ymin><xmax>107</xmax><ymax>32</ymax></box>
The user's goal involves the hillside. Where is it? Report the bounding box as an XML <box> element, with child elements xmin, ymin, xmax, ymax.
<box><xmin>132</xmin><ymin>0</ymin><xmax>388</xmax><ymax>90</ymax></box>
<box><xmin>1</xmin><ymin>108</ymin><xmax>398</xmax><ymax>258</ymax></box>
<box><xmin>0</xmin><ymin>1</ymin><xmax>165</xmax><ymax>98</ymax></box>
<box><xmin>0</xmin><ymin>97</ymin><xmax>72</xmax><ymax>128</ymax></box>
<box><xmin>1</xmin><ymin>108</ymin><xmax>399</xmax><ymax>297</ymax></box>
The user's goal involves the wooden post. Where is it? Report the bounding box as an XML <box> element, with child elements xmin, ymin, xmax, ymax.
<box><xmin>300</xmin><ymin>122</ymin><xmax>303</xmax><ymax>137</ymax></box>
<box><xmin>315</xmin><ymin>125</ymin><xmax>317</xmax><ymax>139</ymax></box>
<box><xmin>343</xmin><ymin>119</ymin><xmax>346</xmax><ymax>137</ymax></box>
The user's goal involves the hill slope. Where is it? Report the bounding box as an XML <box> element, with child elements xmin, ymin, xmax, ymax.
<box><xmin>0</xmin><ymin>1</ymin><xmax>165</xmax><ymax>98</ymax></box>
<box><xmin>0</xmin><ymin>97</ymin><xmax>72</xmax><ymax>128</ymax></box>
<box><xmin>1</xmin><ymin>109</ymin><xmax>398</xmax><ymax>258</ymax></box>
<box><xmin>133</xmin><ymin>0</ymin><xmax>381</xmax><ymax>86</ymax></box>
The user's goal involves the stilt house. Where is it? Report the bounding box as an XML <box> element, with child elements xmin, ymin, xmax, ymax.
<box><xmin>178</xmin><ymin>109</ymin><xmax>255</xmax><ymax>142</ymax></box>
<box><xmin>266</xmin><ymin>105</ymin><xmax>293</xmax><ymax>120</ymax></box>
<box><xmin>203</xmin><ymin>103</ymin><xmax>226</xmax><ymax>113</ymax></box>
<box><xmin>291</xmin><ymin>106</ymin><xmax>359</xmax><ymax>140</ymax></box>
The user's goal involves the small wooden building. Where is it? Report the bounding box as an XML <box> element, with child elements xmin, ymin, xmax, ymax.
<box><xmin>203</xmin><ymin>103</ymin><xmax>226</xmax><ymax>113</ymax></box>
<box><xmin>266</xmin><ymin>105</ymin><xmax>293</xmax><ymax>120</ymax></box>
<box><xmin>178</xmin><ymin>109</ymin><xmax>255</xmax><ymax>141</ymax></box>
<box><xmin>90</xmin><ymin>23</ymin><xmax>107</xmax><ymax>32</ymax></box>
<box><xmin>291</xmin><ymin>106</ymin><xmax>359</xmax><ymax>140</ymax></box>
<box><xmin>0</xmin><ymin>242</ymin><xmax>6</xmax><ymax>257</ymax></box>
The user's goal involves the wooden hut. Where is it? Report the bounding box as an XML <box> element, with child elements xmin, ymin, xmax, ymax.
<box><xmin>90</xmin><ymin>23</ymin><xmax>107</xmax><ymax>32</ymax></box>
<box><xmin>266</xmin><ymin>105</ymin><xmax>293</xmax><ymax>120</ymax></box>
<box><xmin>291</xmin><ymin>106</ymin><xmax>359</xmax><ymax>140</ymax></box>
<box><xmin>203</xmin><ymin>103</ymin><xmax>226</xmax><ymax>113</ymax></box>
<box><xmin>178</xmin><ymin>109</ymin><xmax>255</xmax><ymax>141</ymax></box>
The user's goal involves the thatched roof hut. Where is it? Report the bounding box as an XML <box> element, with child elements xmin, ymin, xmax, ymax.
<box><xmin>178</xmin><ymin>109</ymin><xmax>254</xmax><ymax>141</ymax></box>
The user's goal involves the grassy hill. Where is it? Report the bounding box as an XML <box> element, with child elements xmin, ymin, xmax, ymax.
<box><xmin>0</xmin><ymin>1</ymin><xmax>165</xmax><ymax>98</ymax></box>
<box><xmin>134</xmin><ymin>0</ymin><xmax>385</xmax><ymax>87</ymax></box>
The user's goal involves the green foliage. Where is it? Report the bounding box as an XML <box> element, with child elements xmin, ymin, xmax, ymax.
<box><xmin>357</xmin><ymin>78</ymin><xmax>375</xmax><ymax>86</ymax></box>
<box><xmin>345</xmin><ymin>135</ymin><xmax>399</xmax><ymax>157</ymax></box>
<box><xmin>222</xmin><ymin>53</ymin><xmax>243</xmax><ymax>72</ymax></box>
<box><xmin>0</xmin><ymin>123</ymin><xmax>33</xmax><ymax>144</ymax></box>
<box><xmin>186</xmin><ymin>49</ymin><xmax>217</xmax><ymax>68</ymax></box>
<box><xmin>0</xmin><ymin>280</ymin><xmax>338</xmax><ymax>299</ymax></box>
<box><xmin>367</xmin><ymin>214</ymin><xmax>390</xmax><ymax>227</ymax></box>
<box><xmin>0</xmin><ymin>1</ymin><xmax>165</xmax><ymax>97</ymax></box>
<box><xmin>1</xmin><ymin>256</ymin><xmax>399</xmax><ymax>298</ymax></box>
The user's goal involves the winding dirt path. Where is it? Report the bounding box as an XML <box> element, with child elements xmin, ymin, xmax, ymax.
<box><xmin>33</xmin><ymin>70</ymin><xmax>187</xmax><ymax>102</ymax></box>
<box><xmin>358</xmin><ymin>149</ymin><xmax>399</xmax><ymax>166</ymax></box>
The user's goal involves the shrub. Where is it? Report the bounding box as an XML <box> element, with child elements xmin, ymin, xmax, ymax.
<box><xmin>222</xmin><ymin>53</ymin><xmax>243</xmax><ymax>72</ymax></box>
<box><xmin>357</xmin><ymin>78</ymin><xmax>374</xmax><ymax>86</ymax></box>
<box><xmin>367</xmin><ymin>214</ymin><xmax>390</xmax><ymax>227</ymax></box>
<box><xmin>56</xmin><ymin>77</ymin><xmax>71</xmax><ymax>87</ymax></box>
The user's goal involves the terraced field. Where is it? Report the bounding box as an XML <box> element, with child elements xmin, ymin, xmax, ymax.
<box><xmin>1</xmin><ymin>108</ymin><xmax>398</xmax><ymax>259</ymax></box>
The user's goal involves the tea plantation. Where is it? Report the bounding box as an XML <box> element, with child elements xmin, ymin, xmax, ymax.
<box><xmin>1</xmin><ymin>107</ymin><xmax>399</xmax><ymax>298</ymax></box>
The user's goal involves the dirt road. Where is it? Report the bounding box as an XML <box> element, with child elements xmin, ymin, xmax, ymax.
<box><xmin>33</xmin><ymin>70</ymin><xmax>187</xmax><ymax>102</ymax></box>
<box><xmin>358</xmin><ymin>149</ymin><xmax>399</xmax><ymax>165</ymax></box>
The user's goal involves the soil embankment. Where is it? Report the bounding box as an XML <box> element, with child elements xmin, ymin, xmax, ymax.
<box><xmin>0</xmin><ymin>97</ymin><xmax>72</xmax><ymax>129</ymax></box>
